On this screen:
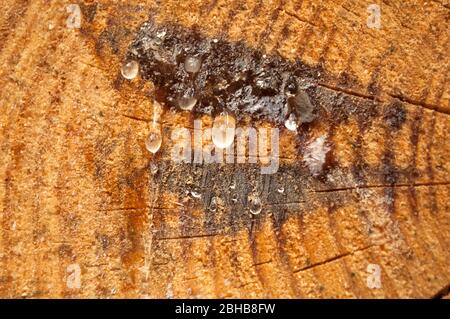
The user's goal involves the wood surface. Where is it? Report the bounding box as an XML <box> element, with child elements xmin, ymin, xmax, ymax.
<box><xmin>0</xmin><ymin>0</ymin><xmax>449</xmax><ymax>298</ymax></box>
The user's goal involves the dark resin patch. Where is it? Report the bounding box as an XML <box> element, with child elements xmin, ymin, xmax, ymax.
<box><xmin>111</xmin><ymin>18</ymin><xmax>415</xmax><ymax>236</ymax></box>
<box><xmin>126</xmin><ymin>20</ymin><xmax>323</xmax><ymax>126</ymax></box>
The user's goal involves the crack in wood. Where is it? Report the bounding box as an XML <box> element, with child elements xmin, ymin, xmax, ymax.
<box><xmin>432</xmin><ymin>282</ymin><xmax>450</xmax><ymax>299</ymax></box>
<box><xmin>292</xmin><ymin>243</ymin><xmax>383</xmax><ymax>274</ymax></box>
<box><xmin>283</xmin><ymin>10</ymin><xmax>318</xmax><ymax>28</ymax></box>
<box><xmin>311</xmin><ymin>181</ymin><xmax>450</xmax><ymax>193</ymax></box>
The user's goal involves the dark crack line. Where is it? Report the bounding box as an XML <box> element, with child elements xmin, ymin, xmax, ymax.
<box><xmin>318</xmin><ymin>83</ymin><xmax>450</xmax><ymax>116</ymax></box>
<box><xmin>155</xmin><ymin>233</ymin><xmax>219</xmax><ymax>240</ymax></box>
<box><xmin>284</xmin><ymin>10</ymin><xmax>318</xmax><ymax>28</ymax></box>
<box><xmin>121</xmin><ymin>113</ymin><xmax>151</xmax><ymax>122</ymax></box>
<box><xmin>293</xmin><ymin>243</ymin><xmax>378</xmax><ymax>274</ymax></box>
<box><xmin>387</xmin><ymin>93</ymin><xmax>449</xmax><ymax>115</ymax></box>
<box><xmin>432</xmin><ymin>282</ymin><xmax>450</xmax><ymax>299</ymax></box>
<box><xmin>252</xmin><ymin>259</ymin><xmax>273</xmax><ymax>267</ymax></box>
<box><xmin>317</xmin><ymin>82</ymin><xmax>380</xmax><ymax>102</ymax></box>
<box><xmin>311</xmin><ymin>181</ymin><xmax>450</xmax><ymax>193</ymax></box>
<box><xmin>95</xmin><ymin>206</ymin><xmax>149</xmax><ymax>212</ymax></box>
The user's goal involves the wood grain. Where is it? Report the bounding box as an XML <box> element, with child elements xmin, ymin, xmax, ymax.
<box><xmin>0</xmin><ymin>0</ymin><xmax>449</xmax><ymax>298</ymax></box>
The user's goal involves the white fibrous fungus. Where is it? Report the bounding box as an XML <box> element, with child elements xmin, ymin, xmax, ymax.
<box><xmin>303</xmin><ymin>135</ymin><xmax>330</xmax><ymax>176</ymax></box>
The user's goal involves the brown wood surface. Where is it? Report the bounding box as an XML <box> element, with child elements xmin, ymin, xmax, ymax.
<box><xmin>0</xmin><ymin>0</ymin><xmax>449</xmax><ymax>298</ymax></box>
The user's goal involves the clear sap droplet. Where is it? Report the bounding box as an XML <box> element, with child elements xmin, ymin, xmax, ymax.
<box><xmin>212</xmin><ymin>112</ymin><xmax>236</xmax><ymax>149</ymax></box>
<box><xmin>145</xmin><ymin>125</ymin><xmax>162</xmax><ymax>154</ymax></box>
<box><xmin>177</xmin><ymin>96</ymin><xmax>197</xmax><ymax>111</ymax></box>
<box><xmin>121</xmin><ymin>60</ymin><xmax>139</xmax><ymax>80</ymax></box>
<box><xmin>184</xmin><ymin>56</ymin><xmax>202</xmax><ymax>73</ymax></box>
<box><xmin>284</xmin><ymin>113</ymin><xmax>298</xmax><ymax>131</ymax></box>
<box><xmin>248</xmin><ymin>194</ymin><xmax>262</xmax><ymax>215</ymax></box>
<box><xmin>150</xmin><ymin>163</ymin><xmax>158</xmax><ymax>175</ymax></box>
<box><xmin>190</xmin><ymin>190</ymin><xmax>201</xmax><ymax>198</ymax></box>
<box><xmin>209</xmin><ymin>197</ymin><xmax>217</xmax><ymax>212</ymax></box>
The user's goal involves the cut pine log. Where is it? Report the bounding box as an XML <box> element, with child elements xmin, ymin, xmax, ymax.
<box><xmin>0</xmin><ymin>0</ymin><xmax>449</xmax><ymax>298</ymax></box>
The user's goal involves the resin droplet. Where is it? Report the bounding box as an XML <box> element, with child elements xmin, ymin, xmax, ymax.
<box><xmin>152</xmin><ymin>100</ymin><xmax>164</xmax><ymax>124</ymax></box>
<box><xmin>145</xmin><ymin>125</ymin><xmax>162</xmax><ymax>154</ymax></box>
<box><xmin>121</xmin><ymin>60</ymin><xmax>139</xmax><ymax>80</ymax></box>
<box><xmin>212</xmin><ymin>112</ymin><xmax>236</xmax><ymax>149</ymax></box>
<box><xmin>184</xmin><ymin>56</ymin><xmax>202</xmax><ymax>73</ymax></box>
<box><xmin>209</xmin><ymin>197</ymin><xmax>217</xmax><ymax>212</ymax></box>
<box><xmin>190</xmin><ymin>190</ymin><xmax>201</xmax><ymax>198</ymax></box>
<box><xmin>150</xmin><ymin>163</ymin><xmax>158</xmax><ymax>175</ymax></box>
<box><xmin>177</xmin><ymin>96</ymin><xmax>197</xmax><ymax>111</ymax></box>
<box><xmin>284</xmin><ymin>113</ymin><xmax>298</xmax><ymax>131</ymax></box>
<box><xmin>277</xmin><ymin>186</ymin><xmax>284</xmax><ymax>194</ymax></box>
<box><xmin>248</xmin><ymin>194</ymin><xmax>262</xmax><ymax>215</ymax></box>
